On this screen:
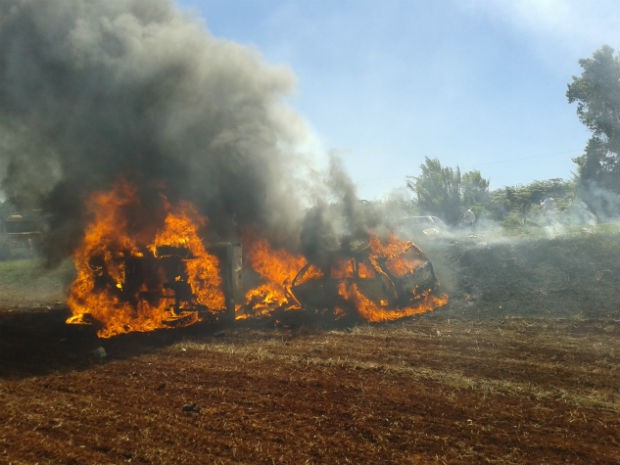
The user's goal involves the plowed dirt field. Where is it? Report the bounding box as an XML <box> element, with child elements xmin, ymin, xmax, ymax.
<box><xmin>1</xmin><ymin>308</ymin><xmax>618</xmax><ymax>465</ymax></box>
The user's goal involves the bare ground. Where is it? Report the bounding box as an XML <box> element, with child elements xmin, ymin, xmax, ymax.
<box><xmin>1</xmin><ymin>308</ymin><xmax>618</xmax><ymax>465</ymax></box>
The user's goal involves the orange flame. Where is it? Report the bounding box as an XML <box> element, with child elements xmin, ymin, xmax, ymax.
<box><xmin>150</xmin><ymin>202</ymin><xmax>224</xmax><ymax>311</ymax></box>
<box><xmin>66</xmin><ymin>182</ymin><xmax>447</xmax><ymax>337</ymax></box>
<box><xmin>338</xmin><ymin>281</ymin><xmax>448</xmax><ymax>323</ymax></box>
<box><xmin>66</xmin><ymin>181</ymin><xmax>224</xmax><ymax>338</ymax></box>
<box><xmin>336</xmin><ymin>234</ymin><xmax>449</xmax><ymax>322</ymax></box>
<box><xmin>236</xmin><ymin>234</ymin><xmax>323</xmax><ymax>319</ymax></box>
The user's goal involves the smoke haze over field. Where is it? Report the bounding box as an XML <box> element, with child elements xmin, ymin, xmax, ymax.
<box><xmin>0</xmin><ymin>0</ymin><xmax>349</xmax><ymax>262</ymax></box>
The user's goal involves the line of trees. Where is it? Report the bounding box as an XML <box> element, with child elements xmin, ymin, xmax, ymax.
<box><xmin>406</xmin><ymin>157</ymin><xmax>575</xmax><ymax>228</ymax></box>
<box><xmin>406</xmin><ymin>45</ymin><xmax>619</xmax><ymax>227</ymax></box>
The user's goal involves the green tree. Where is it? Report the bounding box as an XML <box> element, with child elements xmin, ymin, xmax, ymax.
<box><xmin>567</xmin><ymin>45</ymin><xmax>620</xmax><ymax>195</ymax></box>
<box><xmin>406</xmin><ymin>157</ymin><xmax>462</xmax><ymax>224</ymax></box>
<box><xmin>489</xmin><ymin>179</ymin><xmax>575</xmax><ymax>227</ymax></box>
<box><xmin>407</xmin><ymin>158</ymin><xmax>492</xmax><ymax>225</ymax></box>
<box><xmin>462</xmin><ymin>170</ymin><xmax>490</xmax><ymax>212</ymax></box>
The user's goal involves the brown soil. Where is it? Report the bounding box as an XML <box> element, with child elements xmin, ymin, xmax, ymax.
<box><xmin>1</xmin><ymin>307</ymin><xmax>618</xmax><ymax>465</ymax></box>
<box><xmin>1</xmin><ymin>233</ymin><xmax>619</xmax><ymax>464</ymax></box>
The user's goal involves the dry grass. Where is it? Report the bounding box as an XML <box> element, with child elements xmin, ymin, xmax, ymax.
<box><xmin>174</xmin><ymin>317</ymin><xmax>619</xmax><ymax>410</ymax></box>
<box><xmin>1</xmin><ymin>310</ymin><xmax>618</xmax><ymax>465</ymax></box>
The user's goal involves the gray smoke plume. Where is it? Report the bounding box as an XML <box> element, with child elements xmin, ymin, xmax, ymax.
<box><xmin>299</xmin><ymin>154</ymin><xmax>384</xmax><ymax>267</ymax></box>
<box><xmin>0</xmin><ymin>0</ymin><xmax>321</xmax><ymax>263</ymax></box>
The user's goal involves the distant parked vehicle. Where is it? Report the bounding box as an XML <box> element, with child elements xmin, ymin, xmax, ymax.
<box><xmin>397</xmin><ymin>215</ymin><xmax>448</xmax><ymax>237</ymax></box>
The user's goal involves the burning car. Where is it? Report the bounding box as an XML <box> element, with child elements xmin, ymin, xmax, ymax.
<box><xmin>65</xmin><ymin>181</ymin><xmax>447</xmax><ymax>338</ymax></box>
<box><xmin>291</xmin><ymin>237</ymin><xmax>444</xmax><ymax>323</ymax></box>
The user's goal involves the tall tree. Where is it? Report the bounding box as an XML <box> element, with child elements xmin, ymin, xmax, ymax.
<box><xmin>406</xmin><ymin>157</ymin><xmax>462</xmax><ymax>224</ymax></box>
<box><xmin>461</xmin><ymin>170</ymin><xmax>490</xmax><ymax>210</ymax></box>
<box><xmin>567</xmin><ymin>45</ymin><xmax>620</xmax><ymax>195</ymax></box>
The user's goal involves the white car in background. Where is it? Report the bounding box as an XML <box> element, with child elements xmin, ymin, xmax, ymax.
<box><xmin>398</xmin><ymin>215</ymin><xmax>448</xmax><ymax>237</ymax></box>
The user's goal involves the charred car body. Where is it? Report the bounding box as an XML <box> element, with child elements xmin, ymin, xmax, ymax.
<box><xmin>291</xmin><ymin>240</ymin><xmax>439</xmax><ymax>322</ymax></box>
<box><xmin>68</xmin><ymin>235</ymin><xmax>444</xmax><ymax>336</ymax></box>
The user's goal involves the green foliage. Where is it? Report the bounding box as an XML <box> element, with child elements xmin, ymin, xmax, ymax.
<box><xmin>406</xmin><ymin>155</ymin><xmax>579</xmax><ymax>229</ymax></box>
<box><xmin>462</xmin><ymin>170</ymin><xmax>489</xmax><ymax>203</ymax></box>
<box><xmin>567</xmin><ymin>45</ymin><xmax>620</xmax><ymax>195</ymax></box>
<box><xmin>406</xmin><ymin>158</ymin><xmax>491</xmax><ymax>225</ymax></box>
<box><xmin>406</xmin><ymin>157</ymin><xmax>462</xmax><ymax>224</ymax></box>
<box><xmin>461</xmin><ymin>170</ymin><xmax>490</xmax><ymax>216</ymax></box>
<box><xmin>500</xmin><ymin>211</ymin><xmax>526</xmax><ymax>233</ymax></box>
<box><xmin>489</xmin><ymin>179</ymin><xmax>575</xmax><ymax>226</ymax></box>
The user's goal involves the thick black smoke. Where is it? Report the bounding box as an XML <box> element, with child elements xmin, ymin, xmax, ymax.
<box><xmin>299</xmin><ymin>155</ymin><xmax>383</xmax><ymax>267</ymax></box>
<box><xmin>1</xmin><ymin>0</ymin><xmax>329</xmax><ymax>263</ymax></box>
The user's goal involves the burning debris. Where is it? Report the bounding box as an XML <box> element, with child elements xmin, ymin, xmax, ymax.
<box><xmin>0</xmin><ymin>0</ymin><xmax>448</xmax><ymax>338</ymax></box>
<box><xmin>291</xmin><ymin>236</ymin><xmax>445</xmax><ymax>323</ymax></box>
<box><xmin>64</xmin><ymin>179</ymin><xmax>447</xmax><ymax>337</ymax></box>
<box><xmin>65</xmin><ymin>179</ymin><xmax>226</xmax><ymax>337</ymax></box>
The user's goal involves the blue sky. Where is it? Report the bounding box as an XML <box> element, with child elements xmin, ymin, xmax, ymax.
<box><xmin>176</xmin><ymin>0</ymin><xmax>620</xmax><ymax>200</ymax></box>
